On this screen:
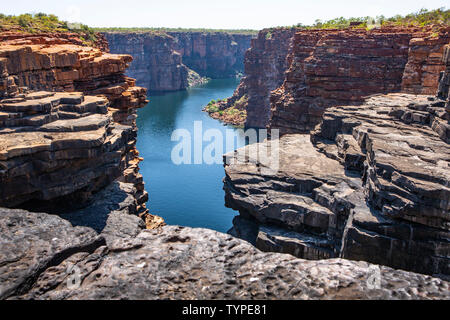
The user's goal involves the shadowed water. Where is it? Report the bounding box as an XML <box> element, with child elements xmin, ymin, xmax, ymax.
<box><xmin>136</xmin><ymin>78</ymin><xmax>245</xmax><ymax>232</ymax></box>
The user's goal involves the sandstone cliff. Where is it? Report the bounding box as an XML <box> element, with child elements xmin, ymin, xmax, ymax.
<box><xmin>1</xmin><ymin>207</ymin><xmax>448</xmax><ymax>299</ymax></box>
<box><xmin>169</xmin><ymin>32</ymin><xmax>252</xmax><ymax>78</ymax></box>
<box><xmin>216</xmin><ymin>28</ymin><xmax>296</xmax><ymax>128</ymax></box>
<box><xmin>268</xmin><ymin>26</ymin><xmax>449</xmax><ymax>134</ymax></box>
<box><xmin>103</xmin><ymin>32</ymin><xmax>189</xmax><ymax>92</ymax></box>
<box><xmin>104</xmin><ymin>31</ymin><xmax>254</xmax><ymax>92</ymax></box>
<box><xmin>224</xmin><ymin>45</ymin><xmax>450</xmax><ymax>277</ymax></box>
<box><xmin>0</xmin><ymin>34</ymin><xmax>162</xmax><ymax>229</ymax></box>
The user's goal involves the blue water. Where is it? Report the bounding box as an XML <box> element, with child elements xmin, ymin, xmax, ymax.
<box><xmin>136</xmin><ymin>78</ymin><xmax>245</xmax><ymax>232</ymax></box>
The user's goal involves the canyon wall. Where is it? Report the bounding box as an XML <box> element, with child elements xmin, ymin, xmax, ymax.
<box><xmin>223</xmin><ymin>26</ymin><xmax>449</xmax><ymax>130</ymax></box>
<box><xmin>268</xmin><ymin>26</ymin><xmax>449</xmax><ymax>134</ymax></box>
<box><xmin>168</xmin><ymin>32</ymin><xmax>252</xmax><ymax>78</ymax></box>
<box><xmin>224</xmin><ymin>28</ymin><xmax>296</xmax><ymax>128</ymax></box>
<box><xmin>0</xmin><ymin>34</ymin><xmax>161</xmax><ymax>228</ymax></box>
<box><xmin>224</xmin><ymin>32</ymin><xmax>450</xmax><ymax>277</ymax></box>
<box><xmin>1</xmin><ymin>208</ymin><xmax>449</xmax><ymax>299</ymax></box>
<box><xmin>103</xmin><ymin>32</ymin><xmax>189</xmax><ymax>92</ymax></box>
<box><xmin>104</xmin><ymin>31</ymin><xmax>254</xmax><ymax>92</ymax></box>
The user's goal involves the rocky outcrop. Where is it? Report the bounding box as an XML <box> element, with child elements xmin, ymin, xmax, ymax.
<box><xmin>0</xmin><ymin>36</ymin><xmax>160</xmax><ymax>227</ymax></box>
<box><xmin>169</xmin><ymin>32</ymin><xmax>253</xmax><ymax>78</ymax></box>
<box><xmin>267</xmin><ymin>26</ymin><xmax>449</xmax><ymax>134</ymax></box>
<box><xmin>0</xmin><ymin>31</ymin><xmax>108</xmax><ymax>51</ymax></box>
<box><xmin>225</xmin><ymin>91</ymin><xmax>450</xmax><ymax>277</ymax></box>
<box><xmin>103</xmin><ymin>32</ymin><xmax>189</xmax><ymax>92</ymax></box>
<box><xmin>218</xmin><ymin>28</ymin><xmax>295</xmax><ymax>128</ymax></box>
<box><xmin>243</xmin><ymin>28</ymin><xmax>296</xmax><ymax>128</ymax></box>
<box><xmin>438</xmin><ymin>44</ymin><xmax>450</xmax><ymax>104</ymax></box>
<box><xmin>1</xmin><ymin>207</ymin><xmax>448</xmax><ymax>300</ymax></box>
<box><xmin>402</xmin><ymin>35</ymin><xmax>449</xmax><ymax>94</ymax></box>
<box><xmin>104</xmin><ymin>31</ymin><xmax>254</xmax><ymax>92</ymax></box>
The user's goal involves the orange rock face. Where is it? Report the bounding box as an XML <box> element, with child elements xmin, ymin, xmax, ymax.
<box><xmin>268</xmin><ymin>26</ymin><xmax>450</xmax><ymax>134</ymax></box>
<box><xmin>401</xmin><ymin>30</ymin><xmax>450</xmax><ymax>94</ymax></box>
<box><xmin>0</xmin><ymin>33</ymin><xmax>153</xmax><ymax>222</ymax></box>
<box><xmin>226</xmin><ymin>26</ymin><xmax>449</xmax><ymax>132</ymax></box>
<box><xmin>0</xmin><ymin>41</ymin><xmax>147</xmax><ymax>111</ymax></box>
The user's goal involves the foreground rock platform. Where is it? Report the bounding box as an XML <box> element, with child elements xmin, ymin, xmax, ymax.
<box><xmin>0</xmin><ymin>208</ymin><xmax>448</xmax><ymax>300</ymax></box>
<box><xmin>225</xmin><ymin>93</ymin><xmax>449</xmax><ymax>277</ymax></box>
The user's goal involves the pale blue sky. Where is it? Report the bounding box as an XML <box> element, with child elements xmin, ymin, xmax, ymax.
<box><xmin>1</xmin><ymin>0</ymin><xmax>448</xmax><ymax>30</ymax></box>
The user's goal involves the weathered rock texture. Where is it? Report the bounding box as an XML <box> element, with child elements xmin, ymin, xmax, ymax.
<box><xmin>402</xmin><ymin>35</ymin><xmax>449</xmax><ymax>94</ymax></box>
<box><xmin>268</xmin><ymin>27</ymin><xmax>449</xmax><ymax>134</ymax></box>
<box><xmin>223</xmin><ymin>26</ymin><xmax>448</xmax><ymax>130</ymax></box>
<box><xmin>1</xmin><ymin>208</ymin><xmax>448</xmax><ymax>300</ymax></box>
<box><xmin>104</xmin><ymin>31</ymin><xmax>254</xmax><ymax>92</ymax></box>
<box><xmin>225</xmin><ymin>91</ymin><xmax>450</xmax><ymax>277</ymax></box>
<box><xmin>0</xmin><ymin>36</ymin><xmax>159</xmax><ymax>227</ymax></box>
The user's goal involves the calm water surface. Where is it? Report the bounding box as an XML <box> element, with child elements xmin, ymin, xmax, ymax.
<box><xmin>136</xmin><ymin>78</ymin><xmax>245</xmax><ymax>232</ymax></box>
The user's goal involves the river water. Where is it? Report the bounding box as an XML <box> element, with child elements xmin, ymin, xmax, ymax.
<box><xmin>136</xmin><ymin>78</ymin><xmax>245</xmax><ymax>232</ymax></box>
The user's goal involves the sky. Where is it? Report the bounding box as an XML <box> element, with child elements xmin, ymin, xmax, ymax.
<box><xmin>1</xmin><ymin>0</ymin><xmax>448</xmax><ymax>30</ymax></box>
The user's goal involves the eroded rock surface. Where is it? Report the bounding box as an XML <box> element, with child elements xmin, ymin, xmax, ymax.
<box><xmin>0</xmin><ymin>91</ymin><xmax>134</xmax><ymax>208</ymax></box>
<box><xmin>0</xmin><ymin>207</ymin><xmax>104</xmax><ymax>299</ymax></box>
<box><xmin>219</xmin><ymin>28</ymin><xmax>296</xmax><ymax>128</ymax></box>
<box><xmin>0</xmin><ymin>208</ymin><xmax>448</xmax><ymax>300</ymax></box>
<box><xmin>225</xmin><ymin>93</ymin><xmax>449</xmax><ymax>277</ymax></box>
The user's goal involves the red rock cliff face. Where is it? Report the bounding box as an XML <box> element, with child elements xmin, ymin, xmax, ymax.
<box><xmin>402</xmin><ymin>35</ymin><xmax>450</xmax><ymax>94</ymax></box>
<box><xmin>267</xmin><ymin>26</ymin><xmax>449</xmax><ymax>134</ymax></box>
<box><xmin>103</xmin><ymin>32</ymin><xmax>189</xmax><ymax>92</ymax></box>
<box><xmin>104</xmin><ymin>32</ymin><xmax>254</xmax><ymax>92</ymax></box>
<box><xmin>237</xmin><ymin>28</ymin><xmax>296</xmax><ymax>128</ymax></box>
<box><xmin>0</xmin><ymin>34</ymin><xmax>153</xmax><ymax>223</ymax></box>
<box><xmin>169</xmin><ymin>32</ymin><xmax>253</xmax><ymax>78</ymax></box>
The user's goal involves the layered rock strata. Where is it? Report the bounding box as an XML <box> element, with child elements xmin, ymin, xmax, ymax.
<box><xmin>219</xmin><ymin>28</ymin><xmax>296</xmax><ymax>127</ymax></box>
<box><xmin>168</xmin><ymin>32</ymin><xmax>253</xmax><ymax>78</ymax></box>
<box><xmin>104</xmin><ymin>31</ymin><xmax>254</xmax><ymax>92</ymax></box>
<box><xmin>0</xmin><ymin>38</ymin><xmax>159</xmax><ymax>227</ymax></box>
<box><xmin>268</xmin><ymin>27</ymin><xmax>449</xmax><ymax>134</ymax></box>
<box><xmin>0</xmin><ymin>31</ymin><xmax>108</xmax><ymax>51</ymax></box>
<box><xmin>1</xmin><ymin>207</ymin><xmax>448</xmax><ymax>300</ymax></box>
<box><xmin>103</xmin><ymin>32</ymin><xmax>189</xmax><ymax>92</ymax></box>
<box><xmin>225</xmin><ymin>92</ymin><xmax>449</xmax><ymax>277</ymax></box>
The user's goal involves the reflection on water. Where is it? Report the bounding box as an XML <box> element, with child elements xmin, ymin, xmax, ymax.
<box><xmin>136</xmin><ymin>78</ymin><xmax>245</xmax><ymax>232</ymax></box>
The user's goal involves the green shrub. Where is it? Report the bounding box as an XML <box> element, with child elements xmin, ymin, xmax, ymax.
<box><xmin>0</xmin><ymin>13</ymin><xmax>98</xmax><ymax>46</ymax></box>
<box><xmin>294</xmin><ymin>8</ymin><xmax>449</xmax><ymax>30</ymax></box>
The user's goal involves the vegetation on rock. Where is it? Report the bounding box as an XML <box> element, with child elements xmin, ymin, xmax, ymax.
<box><xmin>0</xmin><ymin>13</ymin><xmax>98</xmax><ymax>45</ymax></box>
<box><xmin>204</xmin><ymin>95</ymin><xmax>247</xmax><ymax>126</ymax></box>
<box><xmin>265</xmin><ymin>8</ymin><xmax>450</xmax><ymax>31</ymax></box>
<box><xmin>94</xmin><ymin>27</ymin><xmax>258</xmax><ymax>35</ymax></box>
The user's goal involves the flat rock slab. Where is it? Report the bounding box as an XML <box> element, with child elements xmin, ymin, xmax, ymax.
<box><xmin>0</xmin><ymin>208</ymin><xmax>104</xmax><ymax>299</ymax></box>
<box><xmin>0</xmin><ymin>210</ymin><xmax>445</xmax><ymax>300</ymax></box>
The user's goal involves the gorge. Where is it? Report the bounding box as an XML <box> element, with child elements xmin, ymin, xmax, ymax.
<box><xmin>224</xmin><ymin>26</ymin><xmax>450</xmax><ymax>278</ymax></box>
<box><xmin>0</xmin><ymin>12</ymin><xmax>449</xmax><ymax>300</ymax></box>
<box><xmin>103</xmin><ymin>31</ymin><xmax>254</xmax><ymax>92</ymax></box>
